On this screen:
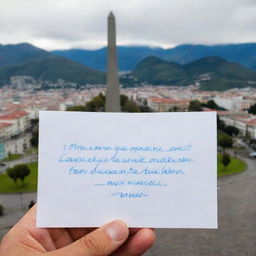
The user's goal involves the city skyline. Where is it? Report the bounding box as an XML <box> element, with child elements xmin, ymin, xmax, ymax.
<box><xmin>0</xmin><ymin>0</ymin><xmax>256</xmax><ymax>50</ymax></box>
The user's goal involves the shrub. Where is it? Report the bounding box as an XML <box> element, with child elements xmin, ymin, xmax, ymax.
<box><xmin>222</xmin><ymin>153</ymin><xmax>231</xmax><ymax>169</ymax></box>
<box><xmin>0</xmin><ymin>204</ymin><xmax>3</xmax><ymax>216</ymax></box>
<box><xmin>7</xmin><ymin>164</ymin><xmax>31</xmax><ymax>185</ymax></box>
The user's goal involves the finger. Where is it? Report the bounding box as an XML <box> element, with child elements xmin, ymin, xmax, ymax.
<box><xmin>48</xmin><ymin>220</ymin><xmax>129</xmax><ymax>256</ymax></box>
<box><xmin>128</xmin><ymin>228</ymin><xmax>155</xmax><ymax>235</ymax></box>
<box><xmin>113</xmin><ymin>228</ymin><xmax>156</xmax><ymax>256</ymax></box>
<box><xmin>128</xmin><ymin>228</ymin><xmax>141</xmax><ymax>235</ymax></box>
<box><xmin>67</xmin><ymin>228</ymin><xmax>93</xmax><ymax>241</ymax></box>
<box><xmin>48</xmin><ymin>228</ymin><xmax>74</xmax><ymax>249</ymax></box>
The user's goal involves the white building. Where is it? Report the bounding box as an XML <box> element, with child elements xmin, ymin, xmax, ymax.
<box><xmin>214</xmin><ymin>97</ymin><xmax>254</xmax><ymax>111</ymax></box>
<box><xmin>0</xmin><ymin>111</ymin><xmax>30</xmax><ymax>136</ymax></box>
<box><xmin>246</xmin><ymin>120</ymin><xmax>256</xmax><ymax>139</ymax></box>
<box><xmin>218</xmin><ymin>111</ymin><xmax>256</xmax><ymax>138</ymax></box>
<box><xmin>148</xmin><ymin>97</ymin><xmax>189</xmax><ymax>112</ymax></box>
<box><xmin>0</xmin><ymin>123</ymin><xmax>15</xmax><ymax>140</ymax></box>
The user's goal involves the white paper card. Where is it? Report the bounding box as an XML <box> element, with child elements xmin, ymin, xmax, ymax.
<box><xmin>37</xmin><ymin>111</ymin><xmax>217</xmax><ymax>228</ymax></box>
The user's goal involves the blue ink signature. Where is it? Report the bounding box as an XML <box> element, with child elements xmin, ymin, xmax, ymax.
<box><xmin>111</xmin><ymin>192</ymin><xmax>148</xmax><ymax>198</ymax></box>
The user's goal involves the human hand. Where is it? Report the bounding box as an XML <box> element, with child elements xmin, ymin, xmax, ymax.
<box><xmin>0</xmin><ymin>205</ymin><xmax>155</xmax><ymax>256</ymax></box>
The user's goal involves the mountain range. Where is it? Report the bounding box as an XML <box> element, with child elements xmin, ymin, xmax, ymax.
<box><xmin>1</xmin><ymin>42</ymin><xmax>256</xmax><ymax>90</ymax></box>
<box><xmin>53</xmin><ymin>43</ymin><xmax>256</xmax><ymax>71</ymax></box>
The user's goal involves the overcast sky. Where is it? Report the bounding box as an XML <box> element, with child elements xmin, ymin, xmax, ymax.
<box><xmin>0</xmin><ymin>0</ymin><xmax>256</xmax><ymax>50</ymax></box>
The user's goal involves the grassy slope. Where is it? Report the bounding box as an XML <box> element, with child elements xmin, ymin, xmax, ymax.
<box><xmin>0</xmin><ymin>56</ymin><xmax>106</xmax><ymax>85</ymax></box>
<box><xmin>0</xmin><ymin>162</ymin><xmax>38</xmax><ymax>193</ymax></box>
<box><xmin>217</xmin><ymin>153</ymin><xmax>247</xmax><ymax>177</ymax></box>
<box><xmin>1</xmin><ymin>154</ymin><xmax>22</xmax><ymax>162</ymax></box>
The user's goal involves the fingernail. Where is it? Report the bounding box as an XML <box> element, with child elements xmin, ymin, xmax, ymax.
<box><xmin>105</xmin><ymin>221</ymin><xmax>128</xmax><ymax>241</ymax></box>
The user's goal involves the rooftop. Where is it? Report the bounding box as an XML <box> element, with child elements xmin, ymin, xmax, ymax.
<box><xmin>0</xmin><ymin>111</ymin><xmax>29</xmax><ymax>120</ymax></box>
<box><xmin>0</xmin><ymin>123</ymin><xmax>12</xmax><ymax>128</ymax></box>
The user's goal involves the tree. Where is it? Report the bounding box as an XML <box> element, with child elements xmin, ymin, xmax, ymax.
<box><xmin>67</xmin><ymin>105</ymin><xmax>88</xmax><ymax>111</ymax></box>
<box><xmin>7</xmin><ymin>167</ymin><xmax>18</xmax><ymax>184</ymax></box>
<box><xmin>15</xmin><ymin>164</ymin><xmax>31</xmax><ymax>184</ymax></box>
<box><xmin>249</xmin><ymin>139</ymin><xmax>256</xmax><ymax>150</ymax></box>
<box><xmin>188</xmin><ymin>100</ymin><xmax>202</xmax><ymax>111</ymax></box>
<box><xmin>85</xmin><ymin>93</ymin><xmax>105</xmax><ymax>111</ymax></box>
<box><xmin>7</xmin><ymin>164</ymin><xmax>31</xmax><ymax>185</ymax></box>
<box><xmin>218</xmin><ymin>133</ymin><xmax>233</xmax><ymax>151</ymax></box>
<box><xmin>139</xmin><ymin>105</ymin><xmax>153</xmax><ymax>112</ymax></box>
<box><xmin>30</xmin><ymin>127</ymin><xmax>39</xmax><ymax>148</ymax></box>
<box><xmin>224</xmin><ymin>125</ymin><xmax>239</xmax><ymax>137</ymax></box>
<box><xmin>248</xmin><ymin>103</ymin><xmax>256</xmax><ymax>114</ymax></box>
<box><xmin>120</xmin><ymin>94</ymin><xmax>129</xmax><ymax>107</ymax></box>
<box><xmin>120</xmin><ymin>95</ymin><xmax>140</xmax><ymax>112</ymax></box>
<box><xmin>122</xmin><ymin>101</ymin><xmax>140</xmax><ymax>112</ymax></box>
<box><xmin>217</xmin><ymin>115</ymin><xmax>226</xmax><ymax>131</ymax></box>
<box><xmin>202</xmin><ymin>100</ymin><xmax>225</xmax><ymax>110</ymax></box>
<box><xmin>67</xmin><ymin>94</ymin><xmax>105</xmax><ymax>112</ymax></box>
<box><xmin>30</xmin><ymin>118</ymin><xmax>39</xmax><ymax>148</ymax></box>
<box><xmin>67</xmin><ymin>93</ymin><xmax>148</xmax><ymax>113</ymax></box>
<box><xmin>168</xmin><ymin>106</ymin><xmax>179</xmax><ymax>112</ymax></box>
<box><xmin>0</xmin><ymin>204</ymin><xmax>3</xmax><ymax>216</ymax></box>
<box><xmin>222</xmin><ymin>153</ymin><xmax>231</xmax><ymax>169</ymax></box>
<box><xmin>30</xmin><ymin>118</ymin><xmax>39</xmax><ymax>127</ymax></box>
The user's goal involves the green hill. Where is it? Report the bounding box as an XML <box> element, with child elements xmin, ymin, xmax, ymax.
<box><xmin>0</xmin><ymin>43</ymin><xmax>106</xmax><ymax>85</ymax></box>
<box><xmin>0</xmin><ymin>43</ymin><xmax>51</xmax><ymax>68</ymax></box>
<box><xmin>184</xmin><ymin>56</ymin><xmax>256</xmax><ymax>81</ymax></box>
<box><xmin>126</xmin><ymin>56</ymin><xmax>256</xmax><ymax>90</ymax></box>
<box><xmin>0</xmin><ymin>55</ymin><xmax>105</xmax><ymax>85</ymax></box>
<box><xmin>132</xmin><ymin>56</ymin><xmax>187</xmax><ymax>84</ymax></box>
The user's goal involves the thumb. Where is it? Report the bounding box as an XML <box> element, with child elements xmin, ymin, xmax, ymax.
<box><xmin>48</xmin><ymin>220</ymin><xmax>129</xmax><ymax>256</ymax></box>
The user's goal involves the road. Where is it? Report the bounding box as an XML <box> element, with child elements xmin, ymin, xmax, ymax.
<box><xmin>0</xmin><ymin>154</ymin><xmax>38</xmax><ymax>174</ymax></box>
<box><xmin>146</xmin><ymin>156</ymin><xmax>256</xmax><ymax>256</ymax></box>
<box><xmin>0</xmin><ymin>193</ymin><xmax>37</xmax><ymax>239</ymax></box>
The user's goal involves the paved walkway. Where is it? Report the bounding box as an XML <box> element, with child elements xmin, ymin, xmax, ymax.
<box><xmin>0</xmin><ymin>154</ymin><xmax>38</xmax><ymax>174</ymax></box>
<box><xmin>146</xmin><ymin>156</ymin><xmax>256</xmax><ymax>256</ymax></box>
<box><xmin>0</xmin><ymin>193</ymin><xmax>37</xmax><ymax>239</ymax></box>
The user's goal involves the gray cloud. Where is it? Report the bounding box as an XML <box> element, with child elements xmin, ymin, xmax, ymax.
<box><xmin>0</xmin><ymin>0</ymin><xmax>256</xmax><ymax>50</ymax></box>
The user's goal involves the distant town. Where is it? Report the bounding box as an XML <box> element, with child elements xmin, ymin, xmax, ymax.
<box><xmin>0</xmin><ymin>75</ymin><xmax>255</xmax><ymax>159</ymax></box>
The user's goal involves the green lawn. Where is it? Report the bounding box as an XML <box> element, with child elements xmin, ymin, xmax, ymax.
<box><xmin>1</xmin><ymin>153</ymin><xmax>23</xmax><ymax>162</ymax></box>
<box><xmin>217</xmin><ymin>153</ymin><xmax>247</xmax><ymax>177</ymax></box>
<box><xmin>25</xmin><ymin>147</ymin><xmax>38</xmax><ymax>155</ymax></box>
<box><xmin>0</xmin><ymin>162</ymin><xmax>38</xmax><ymax>193</ymax></box>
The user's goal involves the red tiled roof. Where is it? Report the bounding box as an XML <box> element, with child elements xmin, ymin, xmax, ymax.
<box><xmin>149</xmin><ymin>97</ymin><xmax>189</xmax><ymax>104</ymax></box>
<box><xmin>0</xmin><ymin>111</ymin><xmax>28</xmax><ymax>120</ymax></box>
<box><xmin>246</xmin><ymin>119</ymin><xmax>256</xmax><ymax>126</ymax></box>
<box><xmin>202</xmin><ymin>108</ymin><xmax>217</xmax><ymax>112</ymax></box>
<box><xmin>149</xmin><ymin>97</ymin><xmax>177</xmax><ymax>104</ymax></box>
<box><xmin>0</xmin><ymin>123</ymin><xmax>12</xmax><ymax>128</ymax></box>
<box><xmin>217</xmin><ymin>111</ymin><xmax>226</xmax><ymax>114</ymax></box>
<box><xmin>234</xmin><ymin>115</ymin><xmax>250</xmax><ymax>120</ymax></box>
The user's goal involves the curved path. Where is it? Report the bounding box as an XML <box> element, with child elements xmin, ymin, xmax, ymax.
<box><xmin>146</xmin><ymin>156</ymin><xmax>256</xmax><ymax>256</ymax></box>
<box><xmin>0</xmin><ymin>154</ymin><xmax>38</xmax><ymax>174</ymax></box>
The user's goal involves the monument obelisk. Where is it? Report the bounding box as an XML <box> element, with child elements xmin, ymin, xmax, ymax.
<box><xmin>105</xmin><ymin>11</ymin><xmax>121</xmax><ymax>112</ymax></box>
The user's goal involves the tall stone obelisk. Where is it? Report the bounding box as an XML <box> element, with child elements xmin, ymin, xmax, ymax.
<box><xmin>105</xmin><ymin>11</ymin><xmax>121</xmax><ymax>112</ymax></box>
